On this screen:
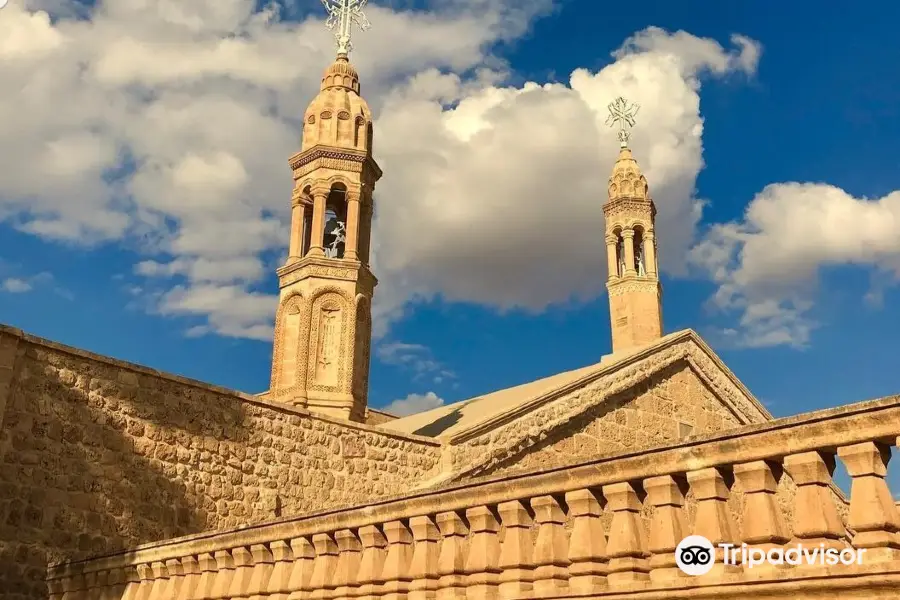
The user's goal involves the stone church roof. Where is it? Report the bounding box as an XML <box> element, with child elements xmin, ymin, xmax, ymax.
<box><xmin>382</xmin><ymin>329</ymin><xmax>773</xmax><ymax>444</ymax></box>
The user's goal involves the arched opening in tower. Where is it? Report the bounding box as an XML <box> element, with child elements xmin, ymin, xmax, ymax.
<box><xmin>633</xmin><ymin>227</ymin><xmax>646</xmax><ymax>276</ymax></box>
<box><xmin>615</xmin><ymin>230</ymin><xmax>626</xmax><ymax>277</ymax></box>
<box><xmin>324</xmin><ymin>187</ymin><xmax>348</xmax><ymax>259</ymax></box>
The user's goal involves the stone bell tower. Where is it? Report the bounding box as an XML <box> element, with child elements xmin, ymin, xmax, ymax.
<box><xmin>269</xmin><ymin>3</ymin><xmax>380</xmax><ymax>422</ymax></box>
<box><xmin>603</xmin><ymin>97</ymin><xmax>663</xmax><ymax>354</ymax></box>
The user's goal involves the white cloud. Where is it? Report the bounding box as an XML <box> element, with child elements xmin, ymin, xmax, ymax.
<box><xmin>1</xmin><ymin>278</ymin><xmax>33</xmax><ymax>293</ymax></box>
<box><xmin>0</xmin><ymin>1</ymin><xmax>762</xmax><ymax>341</ymax></box>
<box><xmin>376</xmin><ymin>341</ymin><xmax>456</xmax><ymax>383</ymax></box>
<box><xmin>691</xmin><ymin>184</ymin><xmax>900</xmax><ymax>347</ymax></box>
<box><xmin>384</xmin><ymin>391</ymin><xmax>445</xmax><ymax>417</ymax></box>
<box><xmin>369</xmin><ymin>28</ymin><xmax>760</xmax><ymax>331</ymax></box>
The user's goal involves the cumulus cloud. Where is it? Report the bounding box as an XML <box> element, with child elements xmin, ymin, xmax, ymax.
<box><xmin>691</xmin><ymin>184</ymin><xmax>900</xmax><ymax>347</ymax></box>
<box><xmin>384</xmin><ymin>391</ymin><xmax>445</xmax><ymax>417</ymax></box>
<box><xmin>376</xmin><ymin>342</ymin><xmax>457</xmax><ymax>384</ymax></box>
<box><xmin>0</xmin><ymin>0</ymin><xmax>762</xmax><ymax>341</ymax></box>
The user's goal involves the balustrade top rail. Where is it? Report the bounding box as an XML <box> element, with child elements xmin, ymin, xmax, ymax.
<box><xmin>48</xmin><ymin>393</ymin><xmax>900</xmax><ymax>578</ymax></box>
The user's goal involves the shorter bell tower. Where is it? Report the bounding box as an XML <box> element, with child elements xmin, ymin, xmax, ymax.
<box><xmin>603</xmin><ymin>97</ymin><xmax>663</xmax><ymax>354</ymax></box>
<box><xmin>269</xmin><ymin>1</ymin><xmax>380</xmax><ymax>422</ymax></box>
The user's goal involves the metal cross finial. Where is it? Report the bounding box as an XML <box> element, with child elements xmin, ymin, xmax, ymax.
<box><xmin>321</xmin><ymin>0</ymin><xmax>371</xmax><ymax>57</ymax></box>
<box><xmin>606</xmin><ymin>96</ymin><xmax>640</xmax><ymax>148</ymax></box>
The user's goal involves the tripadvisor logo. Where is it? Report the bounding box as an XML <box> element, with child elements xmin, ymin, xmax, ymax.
<box><xmin>675</xmin><ymin>536</ymin><xmax>867</xmax><ymax>575</ymax></box>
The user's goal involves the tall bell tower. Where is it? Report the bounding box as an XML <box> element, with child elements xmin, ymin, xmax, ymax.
<box><xmin>269</xmin><ymin>0</ymin><xmax>380</xmax><ymax>422</ymax></box>
<box><xmin>603</xmin><ymin>97</ymin><xmax>663</xmax><ymax>354</ymax></box>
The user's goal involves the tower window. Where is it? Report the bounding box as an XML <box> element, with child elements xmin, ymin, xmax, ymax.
<box><xmin>633</xmin><ymin>228</ymin><xmax>646</xmax><ymax>276</ymax></box>
<box><xmin>616</xmin><ymin>233</ymin><xmax>626</xmax><ymax>276</ymax></box>
<box><xmin>324</xmin><ymin>190</ymin><xmax>348</xmax><ymax>259</ymax></box>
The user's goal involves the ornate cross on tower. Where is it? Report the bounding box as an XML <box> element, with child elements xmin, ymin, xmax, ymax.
<box><xmin>268</xmin><ymin>0</ymin><xmax>381</xmax><ymax>423</ymax></box>
<box><xmin>321</xmin><ymin>0</ymin><xmax>371</xmax><ymax>56</ymax></box>
<box><xmin>605</xmin><ymin>96</ymin><xmax>640</xmax><ymax>149</ymax></box>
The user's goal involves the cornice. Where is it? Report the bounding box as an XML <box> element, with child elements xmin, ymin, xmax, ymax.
<box><xmin>289</xmin><ymin>145</ymin><xmax>383</xmax><ymax>181</ymax></box>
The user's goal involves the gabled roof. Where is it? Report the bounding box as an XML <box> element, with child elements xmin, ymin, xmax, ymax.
<box><xmin>382</xmin><ymin>329</ymin><xmax>772</xmax><ymax>444</ymax></box>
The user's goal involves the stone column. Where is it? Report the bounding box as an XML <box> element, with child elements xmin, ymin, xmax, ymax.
<box><xmin>564</xmin><ymin>489</ymin><xmax>607</xmax><ymax>594</ymax></box>
<box><xmin>643</xmin><ymin>232</ymin><xmax>657</xmax><ymax>276</ymax></box>
<box><xmin>601</xmin><ymin>483</ymin><xmax>649</xmax><ymax>587</ymax></box>
<box><xmin>644</xmin><ymin>475</ymin><xmax>688</xmax><ymax>582</ymax></box>
<box><xmin>622</xmin><ymin>229</ymin><xmax>636</xmax><ymax>276</ymax></box>
<box><xmin>497</xmin><ymin>500</ymin><xmax>534</xmax><ymax>598</ymax></box>
<box><xmin>163</xmin><ymin>559</ymin><xmax>185</xmax><ymax>599</ymax></box>
<box><xmin>286</xmin><ymin>537</ymin><xmax>316</xmax><ymax>600</ymax></box>
<box><xmin>247</xmin><ymin>544</ymin><xmax>275</xmax><ymax>600</ymax></box>
<box><xmin>357</xmin><ymin>525</ymin><xmax>388</xmax><ymax>600</ymax></box>
<box><xmin>289</xmin><ymin>197</ymin><xmax>307</xmax><ymax>260</ymax></box>
<box><xmin>227</xmin><ymin>547</ymin><xmax>255</xmax><ymax>599</ymax></box>
<box><xmin>309</xmin><ymin>534</ymin><xmax>340</xmax><ymax>600</ymax></box>
<box><xmin>838</xmin><ymin>441</ymin><xmax>900</xmax><ymax>561</ymax></box>
<box><xmin>149</xmin><ymin>561</ymin><xmax>169</xmax><ymax>598</ymax></box>
<box><xmin>177</xmin><ymin>556</ymin><xmax>200</xmax><ymax>600</ymax></box>
<box><xmin>334</xmin><ymin>530</ymin><xmax>363</xmax><ymax>600</ymax></box>
<box><xmin>408</xmin><ymin>516</ymin><xmax>441</xmax><ymax>600</ymax></box>
<box><xmin>733</xmin><ymin>461</ymin><xmax>789</xmax><ymax>572</ymax></box>
<box><xmin>345</xmin><ymin>190</ymin><xmax>361</xmax><ymax>261</ymax></box>
<box><xmin>435</xmin><ymin>511</ymin><xmax>468</xmax><ymax>600</ymax></box>
<box><xmin>380</xmin><ymin>521</ymin><xmax>414</xmax><ymax>600</ymax></box>
<box><xmin>464</xmin><ymin>506</ymin><xmax>501</xmax><ymax>600</ymax></box>
<box><xmin>686</xmin><ymin>468</ymin><xmax>741</xmax><ymax>579</ymax></box>
<box><xmin>194</xmin><ymin>553</ymin><xmax>218</xmax><ymax>600</ymax></box>
<box><xmin>605</xmin><ymin>235</ymin><xmax>619</xmax><ymax>280</ymax></box>
<box><xmin>265</xmin><ymin>541</ymin><xmax>295</xmax><ymax>600</ymax></box>
<box><xmin>783</xmin><ymin>451</ymin><xmax>847</xmax><ymax>551</ymax></box>
<box><xmin>530</xmin><ymin>495</ymin><xmax>569</xmax><ymax>596</ymax></box>
<box><xmin>309</xmin><ymin>187</ymin><xmax>329</xmax><ymax>256</ymax></box>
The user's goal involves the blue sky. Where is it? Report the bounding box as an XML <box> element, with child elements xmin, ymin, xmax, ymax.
<box><xmin>1</xmin><ymin>0</ymin><xmax>899</xmax><ymax>429</ymax></box>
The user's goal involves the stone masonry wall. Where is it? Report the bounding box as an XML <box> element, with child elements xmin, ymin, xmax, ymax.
<box><xmin>473</xmin><ymin>360</ymin><xmax>743</xmax><ymax>478</ymax></box>
<box><xmin>0</xmin><ymin>326</ymin><xmax>441</xmax><ymax>600</ymax></box>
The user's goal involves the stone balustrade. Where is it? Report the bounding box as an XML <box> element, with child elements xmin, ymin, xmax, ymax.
<box><xmin>47</xmin><ymin>396</ymin><xmax>900</xmax><ymax>599</ymax></box>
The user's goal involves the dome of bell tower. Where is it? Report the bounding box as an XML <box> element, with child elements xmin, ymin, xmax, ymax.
<box><xmin>608</xmin><ymin>147</ymin><xmax>650</xmax><ymax>203</ymax></box>
<box><xmin>301</xmin><ymin>54</ymin><xmax>373</xmax><ymax>154</ymax></box>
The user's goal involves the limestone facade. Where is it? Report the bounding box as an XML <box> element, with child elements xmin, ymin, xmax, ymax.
<box><xmin>0</xmin><ymin>326</ymin><xmax>440</xmax><ymax>599</ymax></box>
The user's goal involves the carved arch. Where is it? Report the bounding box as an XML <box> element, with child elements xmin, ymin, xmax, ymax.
<box><xmin>270</xmin><ymin>291</ymin><xmax>310</xmax><ymax>399</ymax></box>
<box><xmin>307</xmin><ymin>286</ymin><xmax>354</xmax><ymax>393</ymax></box>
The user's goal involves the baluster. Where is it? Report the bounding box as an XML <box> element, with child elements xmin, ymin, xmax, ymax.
<box><xmin>464</xmin><ymin>506</ymin><xmax>502</xmax><ymax>600</ymax></box>
<box><xmin>838</xmin><ymin>441</ymin><xmax>900</xmax><ymax>561</ymax></box>
<box><xmin>247</xmin><ymin>544</ymin><xmax>275</xmax><ymax>600</ymax></box>
<box><xmin>644</xmin><ymin>475</ymin><xmax>689</xmax><ymax>582</ymax></box>
<box><xmin>530</xmin><ymin>496</ymin><xmax>568</xmax><ymax>596</ymax></box>
<box><xmin>267</xmin><ymin>541</ymin><xmax>295</xmax><ymax>600</ymax></box>
<box><xmin>148</xmin><ymin>561</ymin><xmax>168</xmax><ymax>598</ymax></box>
<box><xmin>357</xmin><ymin>525</ymin><xmax>388</xmax><ymax>600</ymax></box>
<box><xmin>309</xmin><ymin>533</ymin><xmax>340</xmax><ymax>600</ymax></box>
<box><xmin>287</xmin><ymin>537</ymin><xmax>316</xmax><ymax>600</ymax></box>
<box><xmin>120</xmin><ymin>566</ymin><xmax>141</xmax><ymax>600</ymax></box>
<box><xmin>84</xmin><ymin>571</ymin><xmax>101</xmax><ymax>598</ymax></box>
<box><xmin>334</xmin><ymin>530</ymin><xmax>362</xmax><ymax>600</ymax></box>
<box><xmin>565</xmin><ymin>489</ymin><xmax>607</xmax><ymax>594</ymax></box>
<box><xmin>163</xmin><ymin>559</ymin><xmax>185</xmax><ymax>599</ymax></box>
<box><xmin>61</xmin><ymin>573</ymin><xmax>85</xmax><ymax>600</ymax></box>
<box><xmin>229</xmin><ymin>547</ymin><xmax>255</xmax><ymax>599</ymax></box>
<box><xmin>194</xmin><ymin>553</ymin><xmax>218</xmax><ymax>600</ymax></box>
<box><xmin>435</xmin><ymin>511</ymin><xmax>468</xmax><ymax>600</ymax></box>
<box><xmin>209</xmin><ymin>550</ymin><xmax>235</xmax><ymax>599</ymax></box>
<box><xmin>686</xmin><ymin>467</ymin><xmax>741</xmax><ymax>578</ymax></box>
<box><xmin>104</xmin><ymin>568</ymin><xmax>127</xmax><ymax>600</ymax></box>
<box><xmin>408</xmin><ymin>516</ymin><xmax>441</xmax><ymax>600</ymax></box>
<box><xmin>177</xmin><ymin>557</ymin><xmax>201</xmax><ymax>600</ymax></box>
<box><xmin>783</xmin><ymin>451</ymin><xmax>848</xmax><ymax>552</ymax></box>
<box><xmin>48</xmin><ymin>578</ymin><xmax>64</xmax><ymax>600</ymax></box>
<box><xmin>601</xmin><ymin>482</ymin><xmax>649</xmax><ymax>587</ymax></box>
<box><xmin>381</xmin><ymin>521</ymin><xmax>414</xmax><ymax>600</ymax></box>
<box><xmin>734</xmin><ymin>460</ymin><xmax>790</xmax><ymax>569</ymax></box>
<box><xmin>497</xmin><ymin>500</ymin><xmax>534</xmax><ymax>599</ymax></box>
<box><xmin>133</xmin><ymin>564</ymin><xmax>153</xmax><ymax>600</ymax></box>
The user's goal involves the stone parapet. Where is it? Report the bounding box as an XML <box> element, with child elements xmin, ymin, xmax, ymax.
<box><xmin>47</xmin><ymin>395</ymin><xmax>900</xmax><ymax>599</ymax></box>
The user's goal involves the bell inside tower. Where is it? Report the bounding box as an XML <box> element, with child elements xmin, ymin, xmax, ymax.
<box><xmin>324</xmin><ymin>187</ymin><xmax>348</xmax><ymax>259</ymax></box>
